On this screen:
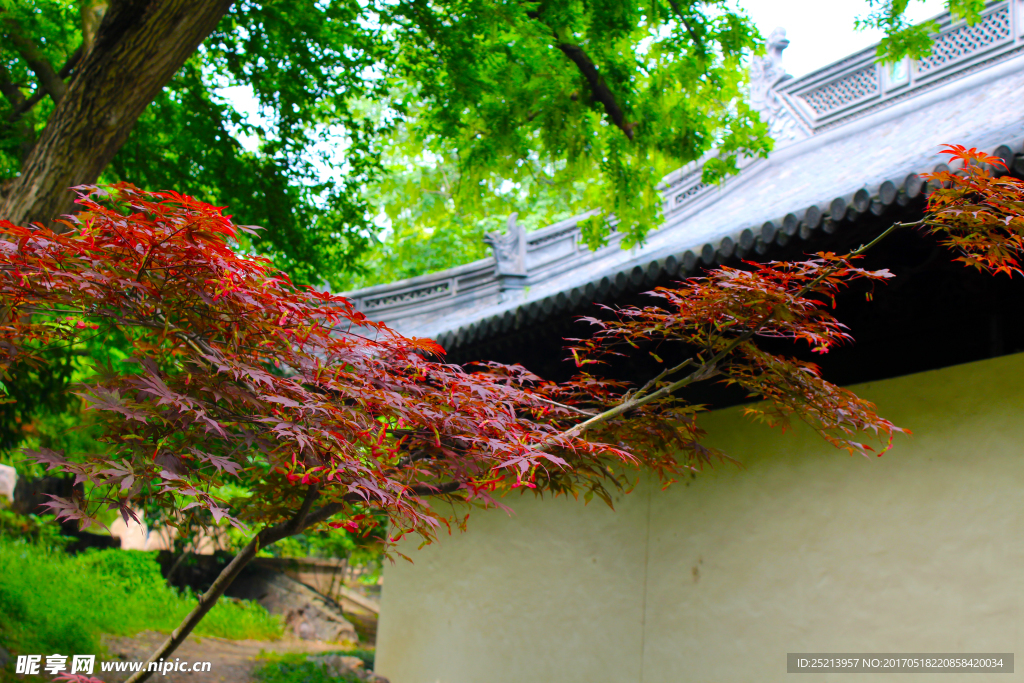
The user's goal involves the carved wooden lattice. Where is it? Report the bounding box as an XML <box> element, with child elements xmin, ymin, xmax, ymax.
<box><xmin>364</xmin><ymin>281</ymin><xmax>451</xmax><ymax>309</ymax></box>
<box><xmin>675</xmin><ymin>181</ymin><xmax>710</xmax><ymax>205</ymax></box>
<box><xmin>918</xmin><ymin>6</ymin><xmax>1012</xmax><ymax>73</ymax></box>
<box><xmin>800</xmin><ymin>66</ymin><xmax>879</xmax><ymax>116</ymax></box>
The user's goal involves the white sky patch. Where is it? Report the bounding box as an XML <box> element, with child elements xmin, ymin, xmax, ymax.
<box><xmin>215</xmin><ymin>84</ymin><xmax>354</xmax><ymax>201</ymax></box>
<box><xmin>737</xmin><ymin>0</ymin><xmax>948</xmax><ymax>77</ymax></box>
<box><xmin>217</xmin><ymin>84</ymin><xmax>263</xmax><ymax>153</ymax></box>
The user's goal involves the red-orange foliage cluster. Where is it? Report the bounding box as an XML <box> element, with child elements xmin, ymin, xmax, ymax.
<box><xmin>2</xmin><ymin>145</ymin><xmax>1020</xmax><ymax>543</ymax></box>
<box><xmin>569</xmin><ymin>253</ymin><xmax>904</xmax><ymax>457</ymax></box>
<box><xmin>564</xmin><ymin>145</ymin><xmax>1024</xmax><ymax>460</ymax></box>
<box><xmin>0</xmin><ymin>185</ymin><xmax>650</xmax><ymax>540</ymax></box>
<box><xmin>924</xmin><ymin>144</ymin><xmax>1024</xmax><ymax>277</ymax></box>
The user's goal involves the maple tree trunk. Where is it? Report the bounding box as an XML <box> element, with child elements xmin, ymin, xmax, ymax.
<box><xmin>124</xmin><ymin>490</ymin><xmax>341</xmax><ymax>683</ymax></box>
<box><xmin>123</xmin><ymin>533</ymin><xmax>262</xmax><ymax>683</ymax></box>
<box><xmin>0</xmin><ymin>0</ymin><xmax>234</xmax><ymax>226</ymax></box>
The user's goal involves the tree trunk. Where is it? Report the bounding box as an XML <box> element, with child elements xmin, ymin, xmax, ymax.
<box><xmin>124</xmin><ymin>489</ymin><xmax>341</xmax><ymax>683</ymax></box>
<box><xmin>0</xmin><ymin>0</ymin><xmax>234</xmax><ymax>226</ymax></box>
<box><xmin>123</xmin><ymin>533</ymin><xmax>262</xmax><ymax>683</ymax></box>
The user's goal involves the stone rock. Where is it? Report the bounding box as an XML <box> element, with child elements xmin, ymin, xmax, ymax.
<box><xmin>0</xmin><ymin>464</ymin><xmax>16</xmax><ymax>503</ymax></box>
<box><xmin>308</xmin><ymin>654</ymin><xmax>389</xmax><ymax>682</ymax></box>
<box><xmin>0</xmin><ymin>644</ymin><xmax>9</xmax><ymax>670</ymax></box>
<box><xmin>227</xmin><ymin>566</ymin><xmax>358</xmax><ymax>643</ymax></box>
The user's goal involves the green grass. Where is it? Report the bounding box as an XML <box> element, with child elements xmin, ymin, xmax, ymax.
<box><xmin>254</xmin><ymin>658</ymin><xmax>349</xmax><ymax>683</ymax></box>
<box><xmin>0</xmin><ymin>538</ymin><xmax>282</xmax><ymax>663</ymax></box>
<box><xmin>253</xmin><ymin>650</ymin><xmax>375</xmax><ymax>683</ymax></box>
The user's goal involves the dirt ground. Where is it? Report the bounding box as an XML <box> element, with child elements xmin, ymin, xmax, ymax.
<box><xmin>97</xmin><ymin>631</ymin><xmax>350</xmax><ymax>683</ymax></box>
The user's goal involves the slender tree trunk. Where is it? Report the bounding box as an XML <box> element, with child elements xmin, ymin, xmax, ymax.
<box><xmin>124</xmin><ymin>489</ymin><xmax>341</xmax><ymax>683</ymax></box>
<box><xmin>0</xmin><ymin>0</ymin><xmax>234</xmax><ymax>226</ymax></box>
<box><xmin>124</xmin><ymin>533</ymin><xmax>263</xmax><ymax>683</ymax></box>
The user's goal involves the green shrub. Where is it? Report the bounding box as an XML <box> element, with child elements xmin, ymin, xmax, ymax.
<box><xmin>0</xmin><ymin>507</ymin><xmax>70</xmax><ymax>548</ymax></box>
<box><xmin>254</xmin><ymin>660</ymin><xmax>340</xmax><ymax>683</ymax></box>
<box><xmin>0</xmin><ymin>538</ymin><xmax>282</xmax><ymax>664</ymax></box>
<box><xmin>253</xmin><ymin>653</ymin><xmax>364</xmax><ymax>683</ymax></box>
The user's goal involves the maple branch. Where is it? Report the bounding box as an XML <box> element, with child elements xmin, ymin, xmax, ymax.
<box><xmin>632</xmin><ymin>358</ymin><xmax>694</xmax><ymax>401</ymax></box>
<box><xmin>560</xmin><ymin>219</ymin><xmax>916</xmax><ymax>440</ymax></box>
<box><xmin>298</xmin><ymin>500</ymin><xmax>346</xmax><ymax>528</ymax></box>
<box><xmin>409</xmin><ymin>480</ymin><xmax>462</xmax><ymax>496</ymax></box>
<box><xmin>290</xmin><ymin>483</ymin><xmax>320</xmax><ymax>532</ymax></box>
<box><xmin>126</xmin><ymin>486</ymin><xmax>337</xmax><ymax>683</ymax></box>
<box><xmin>534</xmin><ymin>394</ymin><xmax>598</xmax><ymax>416</ymax></box>
<box><xmin>121</xmin><ymin>474</ymin><xmax>450</xmax><ymax>682</ymax></box>
<box><xmin>394</xmin><ymin>449</ymin><xmax>432</xmax><ymax>469</ymax></box>
<box><xmin>123</xmin><ymin>473</ymin><xmax>458</xmax><ymax>683</ymax></box>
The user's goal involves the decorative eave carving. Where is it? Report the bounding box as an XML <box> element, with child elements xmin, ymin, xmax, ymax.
<box><xmin>483</xmin><ymin>213</ymin><xmax>528</xmax><ymax>288</ymax></box>
<box><xmin>778</xmin><ymin>0</ymin><xmax>1024</xmax><ymax>132</ymax></box>
<box><xmin>749</xmin><ymin>27</ymin><xmax>809</xmax><ymax>145</ymax></box>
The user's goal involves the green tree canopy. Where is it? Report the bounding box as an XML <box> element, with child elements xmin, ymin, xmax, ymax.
<box><xmin>3</xmin><ymin>0</ymin><xmax>966</xmax><ymax>290</ymax></box>
<box><xmin>0</xmin><ymin>1</ymin><xmax>773</xmax><ymax>288</ymax></box>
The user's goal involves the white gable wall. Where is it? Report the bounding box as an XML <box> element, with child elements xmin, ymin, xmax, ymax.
<box><xmin>376</xmin><ymin>351</ymin><xmax>1024</xmax><ymax>682</ymax></box>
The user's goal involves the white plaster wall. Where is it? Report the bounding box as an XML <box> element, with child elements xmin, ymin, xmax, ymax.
<box><xmin>376</xmin><ymin>352</ymin><xmax>1024</xmax><ymax>683</ymax></box>
<box><xmin>376</xmin><ymin>485</ymin><xmax>651</xmax><ymax>683</ymax></box>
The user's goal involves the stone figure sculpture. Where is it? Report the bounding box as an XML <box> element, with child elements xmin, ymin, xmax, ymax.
<box><xmin>484</xmin><ymin>213</ymin><xmax>528</xmax><ymax>277</ymax></box>
<box><xmin>749</xmin><ymin>27</ymin><xmax>804</xmax><ymax>143</ymax></box>
<box><xmin>750</xmin><ymin>27</ymin><xmax>790</xmax><ymax>111</ymax></box>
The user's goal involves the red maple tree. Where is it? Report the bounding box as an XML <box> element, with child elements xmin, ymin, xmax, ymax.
<box><xmin>1</xmin><ymin>146</ymin><xmax>1019</xmax><ymax>679</ymax></box>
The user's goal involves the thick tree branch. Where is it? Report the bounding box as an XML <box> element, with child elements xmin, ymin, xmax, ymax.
<box><xmin>6</xmin><ymin>89</ymin><xmax>44</xmax><ymax>121</ymax></box>
<box><xmin>5</xmin><ymin>48</ymin><xmax>83</xmax><ymax>124</ymax></box>
<box><xmin>3</xmin><ymin>19</ymin><xmax>68</xmax><ymax>103</ymax></box>
<box><xmin>556</xmin><ymin>41</ymin><xmax>636</xmax><ymax>140</ymax></box>
<box><xmin>0</xmin><ymin>63</ymin><xmax>26</xmax><ymax>109</ymax></box>
<box><xmin>0</xmin><ymin>0</ymin><xmax>235</xmax><ymax>226</ymax></box>
<box><xmin>0</xmin><ymin>63</ymin><xmax>36</xmax><ymax>164</ymax></box>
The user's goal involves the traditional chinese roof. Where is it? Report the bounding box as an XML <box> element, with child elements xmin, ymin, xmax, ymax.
<box><xmin>343</xmin><ymin>0</ymin><xmax>1024</xmax><ymax>357</ymax></box>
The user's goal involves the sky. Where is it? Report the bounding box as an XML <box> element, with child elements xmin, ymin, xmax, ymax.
<box><xmin>737</xmin><ymin>0</ymin><xmax>947</xmax><ymax>77</ymax></box>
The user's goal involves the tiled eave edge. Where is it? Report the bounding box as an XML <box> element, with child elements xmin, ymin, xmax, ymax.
<box><xmin>432</xmin><ymin>141</ymin><xmax>1023</xmax><ymax>354</ymax></box>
